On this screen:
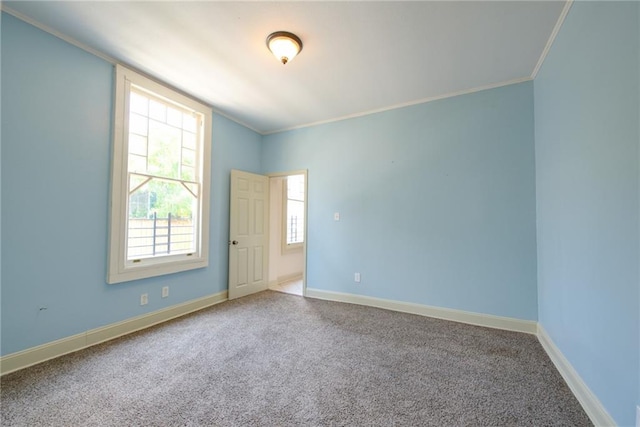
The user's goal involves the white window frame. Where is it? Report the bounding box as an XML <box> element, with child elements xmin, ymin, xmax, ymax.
<box><xmin>281</xmin><ymin>174</ymin><xmax>305</xmax><ymax>254</ymax></box>
<box><xmin>107</xmin><ymin>65</ymin><xmax>212</xmax><ymax>284</ymax></box>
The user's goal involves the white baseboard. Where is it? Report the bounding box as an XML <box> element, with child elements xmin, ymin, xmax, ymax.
<box><xmin>0</xmin><ymin>285</ymin><xmax>619</xmax><ymax>427</ymax></box>
<box><xmin>305</xmin><ymin>288</ymin><xmax>537</xmax><ymax>334</ymax></box>
<box><xmin>0</xmin><ymin>291</ymin><xmax>228</xmax><ymax>376</ymax></box>
<box><xmin>269</xmin><ymin>273</ymin><xmax>303</xmax><ymax>286</ymax></box>
<box><xmin>278</xmin><ymin>272</ymin><xmax>303</xmax><ymax>283</ymax></box>
<box><xmin>268</xmin><ymin>273</ymin><xmax>303</xmax><ymax>290</ymax></box>
<box><xmin>537</xmin><ymin>325</ymin><xmax>616</xmax><ymax>427</ymax></box>
<box><xmin>305</xmin><ymin>288</ymin><xmax>617</xmax><ymax>426</ymax></box>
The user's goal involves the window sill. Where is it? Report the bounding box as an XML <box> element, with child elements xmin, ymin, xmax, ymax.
<box><xmin>107</xmin><ymin>255</ymin><xmax>208</xmax><ymax>284</ymax></box>
<box><xmin>281</xmin><ymin>243</ymin><xmax>303</xmax><ymax>255</ymax></box>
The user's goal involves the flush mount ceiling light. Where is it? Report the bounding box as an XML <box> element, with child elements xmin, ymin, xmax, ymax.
<box><xmin>266</xmin><ymin>31</ymin><xmax>303</xmax><ymax>65</ymax></box>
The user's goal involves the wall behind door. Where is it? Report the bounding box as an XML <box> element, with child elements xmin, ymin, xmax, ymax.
<box><xmin>262</xmin><ymin>81</ymin><xmax>538</xmax><ymax>321</ymax></box>
<box><xmin>268</xmin><ymin>176</ymin><xmax>304</xmax><ymax>285</ymax></box>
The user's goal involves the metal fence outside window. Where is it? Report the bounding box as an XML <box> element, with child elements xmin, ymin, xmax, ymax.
<box><xmin>127</xmin><ymin>213</ymin><xmax>195</xmax><ymax>259</ymax></box>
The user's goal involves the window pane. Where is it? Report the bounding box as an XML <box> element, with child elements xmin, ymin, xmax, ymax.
<box><xmin>147</xmin><ymin>120</ymin><xmax>181</xmax><ymax>179</ymax></box>
<box><xmin>128</xmin><ymin>182</ymin><xmax>153</xmax><ymax>259</ymax></box>
<box><xmin>149</xmin><ymin>99</ymin><xmax>166</xmax><ymax>122</ymax></box>
<box><xmin>147</xmin><ymin>179</ymin><xmax>197</xmax><ymax>218</ymax></box>
<box><xmin>129</xmin><ymin>174</ymin><xmax>148</xmax><ymax>193</ymax></box>
<box><xmin>182</xmin><ymin>147</ymin><xmax>195</xmax><ymax>167</ymax></box>
<box><xmin>127</xmin><ymin>178</ymin><xmax>197</xmax><ymax>260</ymax></box>
<box><xmin>286</xmin><ymin>199</ymin><xmax>304</xmax><ymax>244</ymax></box>
<box><xmin>129</xmin><ymin>134</ymin><xmax>147</xmax><ymax>157</ymax></box>
<box><xmin>129</xmin><ymin>181</ymin><xmax>151</xmax><ymax>218</ymax></box>
<box><xmin>183</xmin><ymin>182</ymin><xmax>199</xmax><ymax>198</ymax></box>
<box><xmin>183</xmin><ymin>131</ymin><xmax>196</xmax><ymax>150</ymax></box>
<box><xmin>130</xmin><ymin>91</ymin><xmax>148</xmax><ymax>115</ymax></box>
<box><xmin>287</xmin><ymin>174</ymin><xmax>305</xmax><ymax>201</ymax></box>
<box><xmin>182</xmin><ymin>166</ymin><xmax>195</xmax><ymax>182</ymax></box>
<box><xmin>129</xmin><ymin>113</ymin><xmax>148</xmax><ymax>136</ymax></box>
<box><xmin>167</xmin><ymin>107</ymin><xmax>182</xmax><ymax>128</ymax></box>
<box><xmin>129</xmin><ymin>154</ymin><xmax>147</xmax><ymax>173</ymax></box>
<box><xmin>183</xmin><ymin>114</ymin><xmax>197</xmax><ymax>133</ymax></box>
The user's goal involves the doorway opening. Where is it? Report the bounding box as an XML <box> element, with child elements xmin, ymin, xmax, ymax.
<box><xmin>267</xmin><ymin>171</ymin><xmax>307</xmax><ymax>296</ymax></box>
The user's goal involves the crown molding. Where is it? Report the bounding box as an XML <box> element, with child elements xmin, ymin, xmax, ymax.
<box><xmin>1</xmin><ymin>5</ymin><xmax>262</xmax><ymax>136</ymax></box>
<box><xmin>1</xmin><ymin>4</ymin><xmax>117</xmax><ymax>64</ymax></box>
<box><xmin>1</xmin><ymin>3</ymin><xmax>550</xmax><ymax>138</ymax></box>
<box><xmin>264</xmin><ymin>77</ymin><xmax>533</xmax><ymax>136</ymax></box>
<box><xmin>531</xmin><ymin>0</ymin><xmax>574</xmax><ymax>79</ymax></box>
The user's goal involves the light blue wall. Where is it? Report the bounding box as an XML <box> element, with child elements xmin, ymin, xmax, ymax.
<box><xmin>0</xmin><ymin>13</ymin><xmax>262</xmax><ymax>356</ymax></box>
<box><xmin>3</xmin><ymin>6</ymin><xmax>638</xmax><ymax>424</ymax></box>
<box><xmin>263</xmin><ymin>82</ymin><xmax>538</xmax><ymax>321</ymax></box>
<box><xmin>534</xmin><ymin>2</ymin><xmax>639</xmax><ymax>425</ymax></box>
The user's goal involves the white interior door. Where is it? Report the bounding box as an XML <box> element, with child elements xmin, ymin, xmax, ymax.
<box><xmin>228</xmin><ymin>170</ymin><xmax>269</xmax><ymax>300</ymax></box>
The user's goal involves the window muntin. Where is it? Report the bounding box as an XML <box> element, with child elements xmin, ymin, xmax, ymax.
<box><xmin>284</xmin><ymin>174</ymin><xmax>305</xmax><ymax>248</ymax></box>
<box><xmin>108</xmin><ymin>65</ymin><xmax>211</xmax><ymax>284</ymax></box>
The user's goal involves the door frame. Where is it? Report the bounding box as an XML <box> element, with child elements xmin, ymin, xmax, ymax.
<box><xmin>267</xmin><ymin>169</ymin><xmax>308</xmax><ymax>297</ymax></box>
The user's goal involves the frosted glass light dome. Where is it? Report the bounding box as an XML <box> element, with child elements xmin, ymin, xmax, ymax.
<box><xmin>266</xmin><ymin>32</ymin><xmax>303</xmax><ymax>65</ymax></box>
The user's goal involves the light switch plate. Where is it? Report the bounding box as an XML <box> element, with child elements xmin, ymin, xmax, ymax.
<box><xmin>334</xmin><ymin>212</ymin><xmax>340</xmax><ymax>221</ymax></box>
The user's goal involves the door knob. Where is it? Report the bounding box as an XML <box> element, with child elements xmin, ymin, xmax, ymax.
<box><xmin>230</xmin><ymin>240</ymin><xmax>239</xmax><ymax>245</ymax></box>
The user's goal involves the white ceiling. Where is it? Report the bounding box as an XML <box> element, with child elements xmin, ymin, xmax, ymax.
<box><xmin>3</xmin><ymin>1</ymin><xmax>567</xmax><ymax>134</ymax></box>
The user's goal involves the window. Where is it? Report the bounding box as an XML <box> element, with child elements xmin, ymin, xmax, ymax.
<box><xmin>108</xmin><ymin>65</ymin><xmax>212</xmax><ymax>284</ymax></box>
<box><xmin>283</xmin><ymin>174</ymin><xmax>305</xmax><ymax>251</ymax></box>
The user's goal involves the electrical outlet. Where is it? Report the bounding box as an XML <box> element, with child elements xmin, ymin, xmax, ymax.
<box><xmin>140</xmin><ymin>293</ymin><xmax>148</xmax><ymax>306</ymax></box>
<box><xmin>354</xmin><ymin>272</ymin><xmax>361</xmax><ymax>283</ymax></box>
<box><xmin>162</xmin><ymin>286</ymin><xmax>169</xmax><ymax>298</ymax></box>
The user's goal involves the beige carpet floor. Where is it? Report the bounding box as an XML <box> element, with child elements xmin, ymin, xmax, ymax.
<box><xmin>1</xmin><ymin>290</ymin><xmax>591</xmax><ymax>426</ymax></box>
